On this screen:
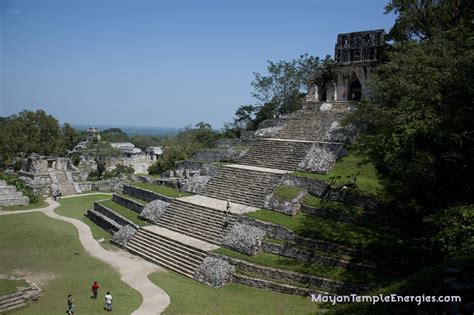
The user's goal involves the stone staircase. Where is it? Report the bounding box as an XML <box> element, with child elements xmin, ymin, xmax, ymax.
<box><xmin>52</xmin><ymin>171</ymin><xmax>76</xmax><ymax>195</ymax></box>
<box><xmin>0</xmin><ymin>180</ymin><xmax>29</xmax><ymax>207</ymax></box>
<box><xmin>238</xmin><ymin>139</ymin><xmax>313</xmax><ymax>171</ymax></box>
<box><xmin>198</xmin><ymin>166</ymin><xmax>282</xmax><ymax>208</ymax></box>
<box><xmin>274</xmin><ymin>102</ymin><xmax>350</xmax><ymax>141</ymax></box>
<box><xmin>125</xmin><ymin>228</ymin><xmax>208</xmax><ymax>278</ymax></box>
<box><xmin>0</xmin><ymin>292</ymin><xmax>27</xmax><ymax>313</ymax></box>
<box><xmin>157</xmin><ymin>199</ymin><xmax>237</xmax><ymax>245</ymax></box>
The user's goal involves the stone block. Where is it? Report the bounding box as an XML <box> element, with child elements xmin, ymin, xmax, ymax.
<box><xmin>194</xmin><ymin>256</ymin><xmax>235</xmax><ymax>288</ymax></box>
<box><xmin>222</xmin><ymin>223</ymin><xmax>266</xmax><ymax>256</ymax></box>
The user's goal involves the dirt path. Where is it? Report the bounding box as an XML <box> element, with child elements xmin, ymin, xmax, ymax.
<box><xmin>0</xmin><ymin>194</ymin><xmax>171</xmax><ymax>315</ymax></box>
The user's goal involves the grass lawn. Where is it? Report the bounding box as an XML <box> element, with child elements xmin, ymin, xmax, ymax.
<box><xmin>274</xmin><ymin>186</ymin><xmax>305</xmax><ymax>201</ymax></box>
<box><xmin>213</xmin><ymin>248</ymin><xmax>391</xmax><ymax>287</ymax></box>
<box><xmin>132</xmin><ymin>182</ymin><xmax>192</xmax><ymax>198</ymax></box>
<box><xmin>292</xmin><ymin>148</ymin><xmax>384</xmax><ymax>197</ymax></box>
<box><xmin>0</xmin><ymin>212</ymin><xmax>141</xmax><ymax>314</ymax></box>
<box><xmin>98</xmin><ymin>200</ymin><xmax>149</xmax><ymax>227</ymax></box>
<box><xmin>54</xmin><ymin>194</ymin><xmax>117</xmax><ymax>250</ymax></box>
<box><xmin>0</xmin><ymin>196</ymin><xmax>48</xmax><ymax>211</ymax></box>
<box><xmin>149</xmin><ymin>271</ymin><xmax>322</xmax><ymax>315</ymax></box>
<box><xmin>245</xmin><ymin>209</ymin><xmax>408</xmax><ymax>256</ymax></box>
<box><xmin>0</xmin><ymin>278</ymin><xmax>29</xmax><ymax>296</ymax></box>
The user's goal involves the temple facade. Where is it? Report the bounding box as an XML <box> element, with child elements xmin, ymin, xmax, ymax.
<box><xmin>308</xmin><ymin>29</ymin><xmax>385</xmax><ymax>102</ymax></box>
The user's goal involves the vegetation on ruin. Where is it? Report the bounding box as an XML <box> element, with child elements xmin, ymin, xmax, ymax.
<box><xmin>149</xmin><ymin>272</ymin><xmax>321</xmax><ymax>314</ymax></box>
<box><xmin>245</xmin><ymin>209</ymin><xmax>419</xmax><ymax>257</ymax></box>
<box><xmin>346</xmin><ymin>0</ymin><xmax>474</xmax><ymax>217</ymax></box>
<box><xmin>0</xmin><ymin>172</ymin><xmax>40</xmax><ymax>205</ymax></box>
<box><xmin>0</xmin><ymin>211</ymin><xmax>141</xmax><ymax>314</ymax></box>
<box><xmin>0</xmin><ymin>279</ymin><xmax>28</xmax><ymax>297</ymax></box>
<box><xmin>213</xmin><ymin>248</ymin><xmax>393</xmax><ymax>288</ymax></box>
<box><xmin>302</xmin><ymin>195</ymin><xmax>364</xmax><ymax>215</ymax></box>
<box><xmin>292</xmin><ymin>147</ymin><xmax>385</xmax><ymax>197</ymax></box>
<box><xmin>131</xmin><ymin>182</ymin><xmax>192</xmax><ymax>198</ymax></box>
<box><xmin>98</xmin><ymin>200</ymin><xmax>150</xmax><ymax>227</ymax></box>
<box><xmin>229</xmin><ymin>54</ymin><xmax>333</xmax><ymax>134</ymax></box>
<box><xmin>273</xmin><ymin>185</ymin><xmax>305</xmax><ymax>201</ymax></box>
<box><xmin>147</xmin><ymin>122</ymin><xmax>226</xmax><ymax>174</ymax></box>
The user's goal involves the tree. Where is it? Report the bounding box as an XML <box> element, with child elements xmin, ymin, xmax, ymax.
<box><xmin>85</xmin><ymin>141</ymin><xmax>120</xmax><ymax>180</ymax></box>
<box><xmin>251</xmin><ymin>54</ymin><xmax>325</xmax><ymax>115</ymax></box>
<box><xmin>347</xmin><ymin>0</ymin><xmax>474</xmax><ymax>215</ymax></box>
<box><xmin>0</xmin><ymin>110</ymin><xmax>64</xmax><ymax>168</ymax></box>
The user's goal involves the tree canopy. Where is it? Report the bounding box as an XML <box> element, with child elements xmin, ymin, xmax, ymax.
<box><xmin>347</xmin><ymin>0</ymin><xmax>474</xmax><ymax>216</ymax></box>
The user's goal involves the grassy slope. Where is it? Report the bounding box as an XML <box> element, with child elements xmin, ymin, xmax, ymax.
<box><xmin>214</xmin><ymin>248</ymin><xmax>391</xmax><ymax>287</ymax></box>
<box><xmin>0</xmin><ymin>196</ymin><xmax>48</xmax><ymax>211</ymax></box>
<box><xmin>54</xmin><ymin>194</ymin><xmax>117</xmax><ymax>250</ymax></box>
<box><xmin>0</xmin><ymin>279</ymin><xmax>28</xmax><ymax>296</ymax></box>
<box><xmin>245</xmin><ymin>210</ymin><xmax>407</xmax><ymax>255</ymax></box>
<box><xmin>302</xmin><ymin>195</ymin><xmax>363</xmax><ymax>215</ymax></box>
<box><xmin>132</xmin><ymin>182</ymin><xmax>192</xmax><ymax>198</ymax></box>
<box><xmin>292</xmin><ymin>148</ymin><xmax>384</xmax><ymax>197</ymax></box>
<box><xmin>0</xmin><ymin>212</ymin><xmax>141</xmax><ymax>314</ymax></box>
<box><xmin>149</xmin><ymin>272</ymin><xmax>322</xmax><ymax>315</ymax></box>
<box><xmin>98</xmin><ymin>199</ymin><xmax>149</xmax><ymax>227</ymax></box>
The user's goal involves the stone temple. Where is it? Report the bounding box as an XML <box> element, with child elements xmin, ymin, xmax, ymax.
<box><xmin>307</xmin><ymin>29</ymin><xmax>385</xmax><ymax>102</ymax></box>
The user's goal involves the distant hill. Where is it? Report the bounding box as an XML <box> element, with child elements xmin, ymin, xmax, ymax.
<box><xmin>72</xmin><ymin>124</ymin><xmax>181</xmax><ymax>136</ymax></box>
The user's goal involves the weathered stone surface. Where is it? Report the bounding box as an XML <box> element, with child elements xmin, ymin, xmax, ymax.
<box><xmin>297</xmin><ymin>143</ymin><xmax>347</xmax><ymax>174</ymax></box>
<box><xmin>222</xmin><ymin>223</ymin><xmax>266</xmax><ymax>256</ymax></box>
<box><xmin>264</xmin><ymin>189</ymin><xmax>306</xmax><ymax>216</ymax></box>
<box><xmin>191</xmin><ymin>148</ymin><xmax>246</xmax><ymax>163</ymax></box>
<box><xmin>123</xmin><ymin>184</ymin><xmax>174</xmax><ymax>203</ymax></box>
<box><xmin>112</xmin><ymin>193</ymin><xmax>144</xmax><ymax>214</ymax></box>
<box><xmin>139</xmin><ymin>199</ymin><xmax>169</xmax><ymax>223</ymax></box>
<box><xmin>179</xmin><ymin>175</ymin><xmax>210</xmax><ymax>194</ymax></box>
<box><xmin>194</xmin><ymin>256</ymin><xmax>235</xmax><ymax>288</ymax></box>
<box><xmin>254</xmin><ymin>126</ymin><xmax>283</xmax><ymax>138</ymax></box>
<box><xmin>323</xmin><ymin>121</ymin><xmax>358</xmax><ymax>144</ymax></box>
<box><xmin>94</xmin><ymin>202</ymin><xmax>139</xmax><ymax>229</ymax></box>
<box><xmin>85</xmin><ymin>209</ymin><xmax>121</xmax><ymax>234</ymax></box>
<box><xmin>232</xmin><ymin>274</ymin><xmax>317</xmax><ymax>296</ymax></box>
<box><xmin>91</xmin><ymin>178</ymin><xmax>125</xmax><ymax>192</ymax></box>
<box><xmin>262</xmin><ymin>242</ymin><xmax>398</xmax><ymax>277</ymax></box>
<box><xmin>111</xmin><ymin>225</ymin><xmax>137</xmax><ymax>247</ymax></box>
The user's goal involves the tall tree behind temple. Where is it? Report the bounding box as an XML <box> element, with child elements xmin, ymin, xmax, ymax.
<box><xmin>0</xmin><ymin>110</ymin><xmax>81</xmax><ymax>168</ymax></box>
<box><xmin>347</xmin><ymin>0</ymin><xmax>474</xmax><ymax>215</ymax></box>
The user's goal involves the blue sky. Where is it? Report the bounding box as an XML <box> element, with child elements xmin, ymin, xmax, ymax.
<box><xmin>1</xmin><ymin>0</ymin><xmax>395</xmax><ymax>129</ymax></box>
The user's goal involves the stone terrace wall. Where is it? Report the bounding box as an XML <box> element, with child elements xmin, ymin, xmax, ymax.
<box><xmin>112</xmin><ymin>193</ymin><xmax>144</xmax><ymax>214</ymax></box>
<box><xmin>122</xmin><ymin>185</ymin><xmax>174</xmax><ymax>203</ymax></box>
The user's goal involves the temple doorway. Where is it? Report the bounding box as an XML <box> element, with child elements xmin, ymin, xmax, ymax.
<box><xmin>348</xmin><ymin>76</ymin><xmax>362</xmax><ymax>101</ymax></box>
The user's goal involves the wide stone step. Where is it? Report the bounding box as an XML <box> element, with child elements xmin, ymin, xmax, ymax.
<box><xmin>126</xmin><ymin>228</ymin><xmax>208</xmax><ymax>278</ymax></box>
<box><xmin>139</xmin><ymin>228</ymin><xmax>208</xmax><ymax>258</ymax></box>
<box><xmin>126</xmin><ymin>242</ymin><xmax>197</xmax><ymax>278</ymax></box>
<box><xmin>156</xmin><ymin>218</ymin><xmax>223</xmax><ymax>244</ymax></box>
<box><xmin>137</xmin><ymin>230</ymin><xmax>207</xmax><ymax>260</ymax></box>
<box><xmin>161</xmin><ymin>207</ymin><xmax>225</xmax><ymax>231</ymax></box>
<box><xmin>158</xmin><ymin>211</ymin><xmax>224</xmax><ymax>237</ymax></box>
<box><xmin>131</xmin><ymin>234</ymin><xmax>203</xmax><ymax>266</ymax></box>
<box><xmin>169</xmin><ymin>200</ymin><xmax>227</xmax><ymax>221</ymax></box>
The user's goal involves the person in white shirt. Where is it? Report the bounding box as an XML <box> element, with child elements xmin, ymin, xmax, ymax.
<box><xmin>105</xmin><ymin>291</ymin><xmax>112</xmax><ymax>311</ymax></box>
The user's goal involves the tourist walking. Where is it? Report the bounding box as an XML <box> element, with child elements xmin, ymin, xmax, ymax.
<box><xmin>105</xmin><ymin>291</ymin><xmax>113</xmax><ymax>311</ymax></box>
<box><xmin>67</xmin><ymin>294</ymin><xmax>75</xmax><ymax>314</ymax></box>
<box><xmin>91</xmin><ymin>281</ymin><xmax>100</xmax><ymax>299</ymax></box>
<box><xmin>226</xmin><ymin>200</ymin><xmax>231</xmax><ymax>213</ymax></box>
